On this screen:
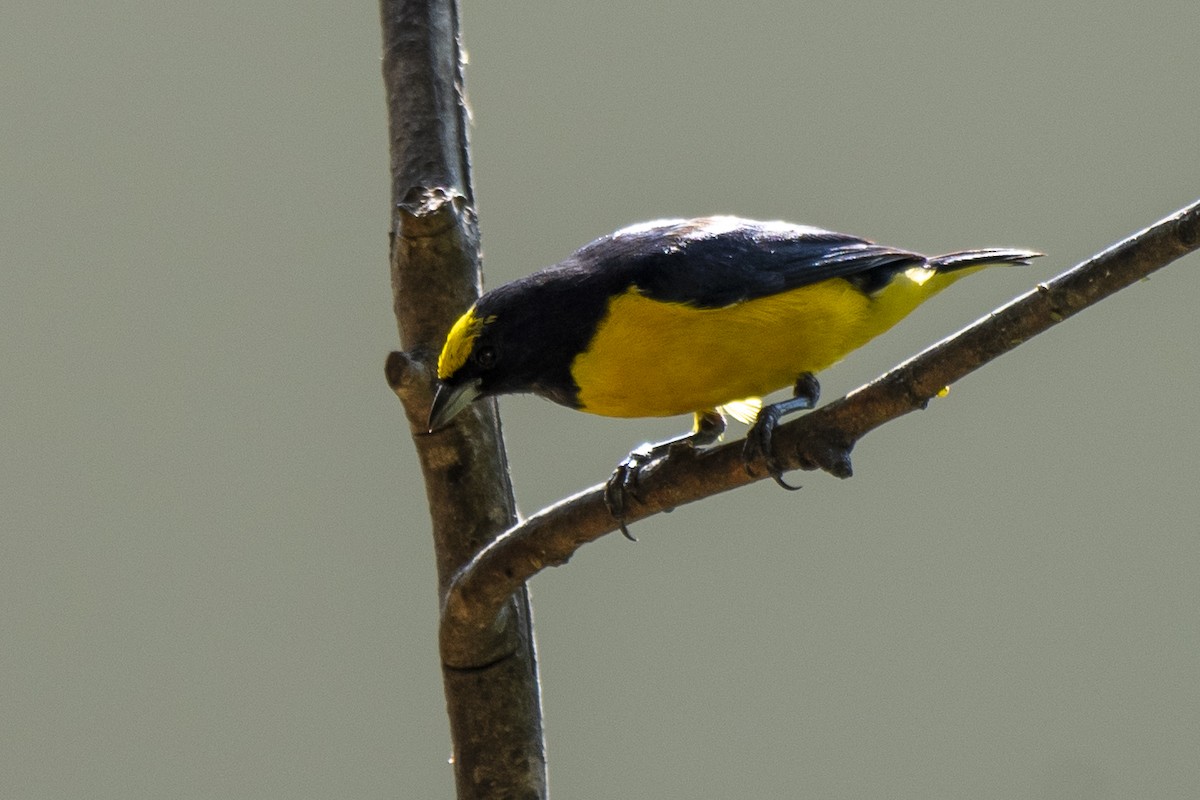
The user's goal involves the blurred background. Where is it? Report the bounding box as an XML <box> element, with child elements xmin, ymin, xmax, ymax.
<box><xmin>3</xmin><ymin>1</ymin><xmax>1198</xmax><ymax>797</ymax></box>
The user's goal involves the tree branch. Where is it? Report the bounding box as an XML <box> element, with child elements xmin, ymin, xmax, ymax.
<box><xmin>440</xmin><ymin>198</ymin><xmax>1200</xmax><ymax>649</ymax></box>
<box><xmin>380</xmin><ymin>1</ymin><xmax>547</xmax><ymax>798</ymax></box>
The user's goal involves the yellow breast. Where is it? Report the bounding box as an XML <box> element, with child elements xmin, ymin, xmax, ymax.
<box><xmin>570</xmin><ymin>267</ymin><xmax>979</xmax><ymax>418</ymax></box>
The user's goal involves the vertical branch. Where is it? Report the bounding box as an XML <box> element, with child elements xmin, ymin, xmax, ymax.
<box><xmin>380</xmin><ymin>1</ymin><xmax>548</xmax><ymax>798</ymax></box>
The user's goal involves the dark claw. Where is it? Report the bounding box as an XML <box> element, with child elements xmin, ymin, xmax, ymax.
<box><xmin>604</xmin><ymin>444</ymin><xmax>656</xmax><ymax>541</ymax></box>
<box><xmin>744</xmin><ymin>407</ymin><xmax>802</xmax><ymax>490</ymax></box>
<box><xmin>743</xmin><ymin>372</ymin><xmax>821</xmax><ymax>490</ymax></box>
<box><xmin>602</xmin><ymin>480</ymin><xmax>637</xmax><ymax>541</ymax></box>
<box><xmin>770</xmin><ymin>472</ymin><xmax>804</xmax><ymax>491</ymax></box>
<box><xmin>603</xmin><ymin>410</ymin><xmax>726</xmax><ymax>541</ymax></box>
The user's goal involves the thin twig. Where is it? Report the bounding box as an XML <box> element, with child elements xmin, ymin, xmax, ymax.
<box><xmin>441</xmin><ymin>199</ymin><xmax>1200</xmax><ymax>649</ymax></box>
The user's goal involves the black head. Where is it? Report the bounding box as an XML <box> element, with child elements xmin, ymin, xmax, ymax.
<box><xmin>427</xmin><ymin>271</ymin><xmax>610</xmax><ymax>430</ymax></box>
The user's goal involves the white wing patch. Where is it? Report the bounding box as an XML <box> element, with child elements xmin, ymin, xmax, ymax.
<box><xmin>718</xmin><ymin>397</ymin><xmax>762</xmax><ymax>425</ymax></box>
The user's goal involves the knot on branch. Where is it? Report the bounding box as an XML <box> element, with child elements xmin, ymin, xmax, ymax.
<box><xmin>1175</xmin><ymin>207</ymin><xmax>1200</xmax><ymax>250</ymax></box>
<box><xmin>440</xmin><ymin>590</ymin><xmax>518</xmax><ymax>670</ymax></box>
<box><xmin>396</xmin><ymin>186</ymin><xmax>471</xmax><ymax>238</ymax></box>
<box><xmin>787</xmin><ymin>428</ymin><xmax>856</xmax><ymax>479</ymax></box>
<box><xmin>386</xmin><ymin>349</ymin><xmax>437</xmax><ymax>431</ymax></box>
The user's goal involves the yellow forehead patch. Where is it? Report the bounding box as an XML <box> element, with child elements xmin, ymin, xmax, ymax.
<box><xmin>437</xmin><ymin>306</ymin><xmax>488</xmax><ymax>379</ymax></box>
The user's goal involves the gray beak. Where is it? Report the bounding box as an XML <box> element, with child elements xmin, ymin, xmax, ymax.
<box><xmin>427</xmin><ymin>379</ymin><xmax>483</xmax><ymax>432</ymax></box>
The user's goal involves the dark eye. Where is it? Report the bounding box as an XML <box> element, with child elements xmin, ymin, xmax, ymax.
<box><xmin>473</xmin><ymin>344</ymin><xmax>497</xmax><ymax>369</ymax></box>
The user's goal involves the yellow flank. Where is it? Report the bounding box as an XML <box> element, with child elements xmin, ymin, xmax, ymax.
<box><xmin>570</xmin><ymin>265</ymin><xmax>987</xmax><ymax>418</ymax></box>
<box><xmin>438</xmin><ymin>305</ymin><xmax>487</xmax><ymax>380</ymax></box>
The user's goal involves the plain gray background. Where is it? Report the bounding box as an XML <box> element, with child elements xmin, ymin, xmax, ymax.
<box><xmin>3</xmin><ymin>1</ymin><xmax>1198</xmax><ymax>798</ymax></box>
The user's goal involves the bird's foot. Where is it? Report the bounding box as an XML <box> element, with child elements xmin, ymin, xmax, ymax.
<box><xmin>604</xmin><ymin>410</ymin><xmax>726</xmax><ymax>541</ymax></box>
<box><xmin>743</xmin><ymin>372</ymin><xmax>821</xmax><ymax>490</ymax></box>
<box><xmin>744</xmin><ymin>406</ymin><xmax>802</xmax><ymax>490</ymax></box>
<box><xmin>604</xmin><ymin>444</ymin><xmax>660</xmax><ymax>541</ymax></box>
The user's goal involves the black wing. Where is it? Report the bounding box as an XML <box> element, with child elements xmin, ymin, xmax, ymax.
<box><xmin>572</xmin><ymin>217</ymin><xmax>927</xmax><ymax>308</ymax></box>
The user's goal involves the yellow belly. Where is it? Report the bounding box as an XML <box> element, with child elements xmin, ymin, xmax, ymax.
<box><xmin>570</xmin><ymin>268</ymin><xmax>978</xmax><ymax>418</ymax></box>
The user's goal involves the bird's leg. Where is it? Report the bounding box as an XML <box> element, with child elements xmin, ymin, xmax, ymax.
<box><xmin>604</xmin><ymin>409</ymin><xmax>726</xmax><ymax>540</ymax></box>
<box><xmin>744</xmin><ymin>372</ymin><xmax>821</xmax><ymax>490</ymax></box>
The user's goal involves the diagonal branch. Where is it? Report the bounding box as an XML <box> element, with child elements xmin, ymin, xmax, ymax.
<box><xmin>439</xmin><ymin>198</ymin><xmax>1200</xmax><ymax>650</ymax></box>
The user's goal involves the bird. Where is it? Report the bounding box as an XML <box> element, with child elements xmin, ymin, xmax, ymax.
<box><xmin>427</xmin><ymin>216</ymin><xmax>1041</xmax><ymax>537</ymax></box>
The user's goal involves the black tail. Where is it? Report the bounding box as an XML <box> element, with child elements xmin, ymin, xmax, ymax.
<box><xmin>928</xmin><ymin>248</ymin><xmax>1043</xmax><ymax>272</ymax></box>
